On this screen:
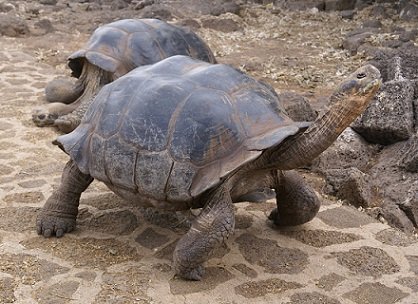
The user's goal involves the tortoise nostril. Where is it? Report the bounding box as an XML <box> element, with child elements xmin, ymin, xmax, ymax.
<box><xmin>357</xmin><ymin>73</ymin><xmax>366</xmax><ymax>79</ymax></box>
<box><xmin>38</xmin><ymin>114</ymin><xmax>46</xmax><ymax>120</ymax></box>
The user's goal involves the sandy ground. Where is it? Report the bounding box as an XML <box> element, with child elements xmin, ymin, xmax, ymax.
<box><xmin>1</xmin><ymin>1</ymin><xmax>418</xmax><ymax>303</ymax></box>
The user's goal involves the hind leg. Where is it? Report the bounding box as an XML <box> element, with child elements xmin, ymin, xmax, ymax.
<box><xmin>54</xmin><ymin>112</ymin><xmax>83</xmax><ymax>134</ymax></box>
<box><xmin>269</xmin><ymin>170</ymin><xmax>320</xmax><ymax>226</ymax></box>
<box><xmin>32</xmin><ymin>102</ymin><xmax>74</xmax><ymax>127</ymax></box>
<box><xmin>33</xmin><ymin>78</ymin><xmax>84</xmax><ymax>127</ymax></box>
<box><xmin>54</xmin><ymin>94</ymin><xmax>94</xmax><ymax>133</ymax></box>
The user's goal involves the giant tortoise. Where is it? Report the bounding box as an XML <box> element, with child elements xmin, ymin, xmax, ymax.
<box><xmin>32</xmin><ymin>18</ymin><xmax>216</xmax><ymax>133</ymax></box>
<box><xmin>36</xmin><ymin>55</ymin><xmax>381</xmax><ymax>280</ymax></box>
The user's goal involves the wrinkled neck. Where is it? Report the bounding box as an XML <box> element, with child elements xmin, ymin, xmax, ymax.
<box><xmin>81</xmin><ymin>62</ymin><xmax>113</xmax><ymax>96</ymax></box>
<box><xmin>253</xmin><ymin>95</ymin><xmax>364</xmax><ymax>170</ymax></box>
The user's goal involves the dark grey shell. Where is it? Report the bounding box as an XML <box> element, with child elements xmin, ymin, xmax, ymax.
<box><xmin>68</xmin><ymin>18</ymin><xmax>216</xmax><ymax>79</ymax></box>
<box><xmin>57</xmin><ymin>56</ymin><xmax>305</xmax><ymax>205</ymax></box>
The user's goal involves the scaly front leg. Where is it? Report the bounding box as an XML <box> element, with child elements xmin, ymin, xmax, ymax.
<box><xmin>37</xmin><ymin>159</ymin><xmax>93</xmax><ymax>237</ymax></box>
<box><xmin>269</xmin><ymin>170</ymin><xmax>320</xmax><ymax>226</ymax></box>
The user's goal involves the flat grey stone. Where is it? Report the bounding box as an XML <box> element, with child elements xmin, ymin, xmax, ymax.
<box><xmin>352</xmin><ymin>80</ymin><xmax>415</xmax><ymax>145</ymax></box>
<box><xmin>318</xmin><ymin>206</ymin><xmax>377</xmax><ymax>228</ymax></box>
<box><xmin>311</xmin><ymin>127</ymin><xmax>379</xmax><ymax>173</ymax></box>
<box><xmin>323</xmin><ymin>168</ymin><xmax>379</xmax><ymax>208</ymax></box>
<box><xmin>343</xmin><ymin>282</ymin><xmax>408</xmax><ymax>304</ymax></box>
<box><xmin>279</xmin><ymin>91</ymin><xmax>318</xmax><ymax>122</ymax></box>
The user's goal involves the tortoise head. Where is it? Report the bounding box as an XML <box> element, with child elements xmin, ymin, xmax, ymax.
<box><xmin>32</xmin><ymin>109</ymin><xmax>59</xmax><ymax>127</ymax></box>
<box><xmin>330</xmin><ymin>64</ymin><xmax>381</xmax><ymax>115</ymax></box>
<box><xmin>262</xmin><ymin>64</ymin><xmax>381</xmax><ymax>171</ymax></box>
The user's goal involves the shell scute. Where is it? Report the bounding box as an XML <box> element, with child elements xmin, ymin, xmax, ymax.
<box><xmin>169</xmin><ymin>89</ymin><xmax>242</xmax><ymax>166</ymax></box>
<box><xmin>68</xmin><ymin>19</ymin><xmax>216</xmax><ymax>78</ymax></box>
<box><xmin>93</xmin><ymin>78</ymin><xmax>137</xmax><ymax>139</ymax></box>
<box><xmin>118</xmin><ymin>78</ymin><xmax>193</xmax><ymax>152</ymax></box>
<box><xmin>127</xmin><ymin>31</ymin><xmax>166</xmax><ymax>69</ymax></box>
<box><xmin>59</xmin><ymin>56</ymin><xmax>305</xmax><ymax>201</ymax></box>
<box><xmin>88</xmin><ymin>133</ymin><xmax>109</xmax><ymax>184</ymax></box>
<box><xmin>135</xmin><ymin>150</ymin><xmax>173</xmax><ymax>201</ymax></box>
<box><xmin>178</xmin><ymin>27</ymin><xmax>216</xmax><ymax>63</ymax></box>
<box><xmin>153</xmin><ymin>26</ymin><xmax>191</xmax><ymax>58</ymax></box>
<box><xmin>111</xmin><ymin>18</ymin><xmax>152</xmax><ymax>33</ymax></box>
<box><xmin>186</xmin><ymin>64</ymin><xmax>250</xmax><ymax>92</ymax></box>
<box><xmin>233</xmin><ymin>87</ymin><xmax>292</xmax><ymax>140</ymax></box>
<box><xmin>166</xmin><ymin>161</ymin><xmax>196</xmax><ymax>202</ymax></box>
<box><xmin>104</xmin><ymin>135</ymin><xmax>137</xmax><ymax>190</ymax></box>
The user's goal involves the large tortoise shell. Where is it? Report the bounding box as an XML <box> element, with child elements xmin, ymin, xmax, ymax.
<box><xmin>68</xmin><ymin>18</ymin><xmax>216</xmax><ymax>79</ymax></box>
<box><xmin>57</xmin><ymin>56</ymin><xmax>306</xmax><ymax>204</ymax></box>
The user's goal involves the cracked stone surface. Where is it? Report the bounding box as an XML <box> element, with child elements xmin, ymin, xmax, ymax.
<box><xmin>285</xmin><ymin>291</ymin><xmax>342</xmax><ymax>304</ymax></box>
<box><xmin>0</xmin><ymin>51</ymin><xmax>416</xmax><ymax>304</ymax></box>
<box><xmin>331</xmin><ymin>246</ymin><xmax>401</xmax><ymax>277</ymax></box>
<box><xmin>279</xmin><ymin>229</ymin><xmax>362</xmax><ymax>248</ymax></box>
<box><xmin>343</xmin><ymin>282</ymin><xmax>409</xmax><ymax>304</ymax></box>
<box><xmin>0</xmin><ymin>2</ymin><xmax>418</xmax><ymax>304</ymax></box>
<box><xmin>234</xmin><ymin>278</ymin><xmax>302</xmax><ymax>299</ymax></box>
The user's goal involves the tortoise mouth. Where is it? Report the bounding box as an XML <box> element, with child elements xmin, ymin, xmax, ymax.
<box><xmin>32</xmin><ymin>112</ymin><xmax>59</xmax><ymax>126</ymax></box>
<box><xmin>361</xmin><ymin>78</ymin><xmax>381</xmax><ymax>95</ymax></box>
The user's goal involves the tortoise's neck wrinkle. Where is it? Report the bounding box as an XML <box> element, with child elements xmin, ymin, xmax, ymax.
<box><xmin>82</xmin><ymin>63</ymin><xmax>112</xmax><ymax>96</ymax></box>
<box><xmin>267</xmin><ymin>98</ymin><xmax>358</xmax><ymax>170</ymax></box>
<box><xmin>71</xmin><ymin>63</ymin><xmax>113</xmax><ymax>110</ymax></box>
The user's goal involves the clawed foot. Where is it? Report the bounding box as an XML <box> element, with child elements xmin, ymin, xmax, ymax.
<box><xmin>172</xmin><ymin>233</ymin><xmax>208</xmax><ymax>281</ymax></box>
<box><xmin>268</xmin><ymin>208</ymin><xmax>303</xmax><ymax>227</ymax></box>
<box><xmin>174</xmin><ymin>264</ymin><xmax>205</xmax><ymax>281</ymax></box>
<box><xmin>32</xmin><ymin>109</ymin><xmax>59</xmax><ymax>127</ymax></box>
<box><xmin>32</xmin><ymin>109</ymin><xmax>77</xmax><ymax>133</ymax></box>
<box><xmin>36</xmin><ymin>212</ymin><xmax>76</xmax><ymax>238</ymax></box>
<box><xmin>54</xmin><ymin>117</ymin><xmax>76</xmax><ymax>133</ymax></box>
<box><xmin>268</xmin><ymin>208</ymin><xmax>282</xmax><ymax>226</ymax></box>
<box><xmin>268</xmin><ymin>207</ymin><xmax>318</xmax><ymax>227</ymax></box>
<box><xmin>268</xmin><ymin>208</ymin><xmax>299</xmax><ymax>227</ymax></box>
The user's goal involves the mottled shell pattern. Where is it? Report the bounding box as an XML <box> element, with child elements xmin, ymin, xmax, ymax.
<box><xmin>68</xmin><ymin>18</ymin><xmax>216</xmax><ymax>79</ymax></box>
<box><xmin>57</xmin><ymin>56</ymin><xmax>305</xmax><ymax>208</ymax></box>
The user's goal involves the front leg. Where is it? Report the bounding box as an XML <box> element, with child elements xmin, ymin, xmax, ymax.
<box><xmin>173</xmin><ymin>184</ymin><xmax>234</xmax><ymax>280</ymax></box>
<box><xmin>54</xmin><ymin>93</ymin><xmax>96</xmax><ymax>133</ymax></box>
<box><xmin>37</xmin><ymin>159</ymin><xmax>93</xmax><ymax>237</ymax></box>
<box><xmin>32</xmin><ymin>103</ymin><xmax>69</xmax><ymax>127</ymax></box>
<box><xmin>269</xmin><ymin>170</ymin><xmax>320</xmax><ymax>226</ymax></box>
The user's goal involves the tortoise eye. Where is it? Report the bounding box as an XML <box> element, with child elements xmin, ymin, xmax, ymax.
<box><xmin>357</xmin><ymin>73</ymin><xmax>366</xmax><ymax>79</ymax></box>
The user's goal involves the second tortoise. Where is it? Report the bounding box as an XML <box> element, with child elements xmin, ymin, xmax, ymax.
<box><xmin>33</xmin><ymin>18</ymin><xmax>216</xmax><ymax>133</ymax></box>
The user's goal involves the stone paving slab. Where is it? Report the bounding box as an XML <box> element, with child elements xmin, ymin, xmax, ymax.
<box><xmin>0</xmin><ymin>38</ymin><xmax>418</xmax><ymax>304</ymax></box>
